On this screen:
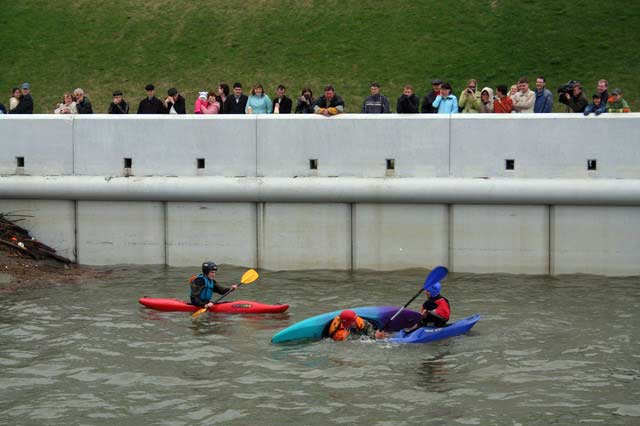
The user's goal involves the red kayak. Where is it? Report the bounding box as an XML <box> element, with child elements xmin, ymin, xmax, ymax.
<box><xmin>139</xmin><ymin>297</ymin><xmax>289</xmax><ymax>314</ymax></box>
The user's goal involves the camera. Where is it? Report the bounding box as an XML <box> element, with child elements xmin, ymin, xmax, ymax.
<box><xmin>557</xmin><ymin>80</ymin><xmax>578</xmax><ymax>94</ymax></box>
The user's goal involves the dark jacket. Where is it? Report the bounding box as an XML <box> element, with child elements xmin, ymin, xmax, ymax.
<box><xmin>216</xmin><ymin>96</ymin><xmax>231</xmax><ymax>114</ymax></box>
<box><xmin>421</xmin><ymin>91</ymin><xmax>439</xmax><ymax>113</ymax></box>
<box><xmin>190</xmin><ymin>276</ymin><xmax>231</xmax><ymax>307</ymax></box>
<box><xmin>295</xmin><ymin>96</ymin><xmax>316</xmax><ymax>114</ymax></box>
<box><xmin>273</xmin><ymin>96</ymin><xmax>292</xmax><ymax>114</ymax></box>
<box><xmin>76</xmin><ymin>98</ymin><xmax>94</xmax><ymax>114</ymax></box>
<box><xmin>396</xmin><ymin>94</ymin><xmax>420</xmax><ymax>113</ymax></box>
<box><xmin>558</xmin><ymin>92</ymin><xmax>589</xmax><ymax>113</ymax></box>
<box><xmin>163</xmin><ymin>95</ymin><xmax>186</xmax><ymax>114</ymax></box>
<box><xmin>228</xmin><ymin>94</ymin><xmax>248</xmax><ymax>114</ymax></box>
<box><xmin>0</xmin><ymin>103</ymin><xmax>6</xmax><ymax>114</ymax></box>
<box><xmin>599</xmin><ymin>90</ymin><xmax>609</xmax><ymax>108</ymax></box>
<box><xmin>108</xmin><ymin>101</ymin><xmax>129</xmax><ymax>114</ymax></box>
<box><xmin>10</xmin><ymin>94</ymin><xmax>33</xmax><ymax>114</ymax></box>
<box><xmin>362</xmin><ymin>94</ymin><xmax>391</xmax><ymax>113</ymax></box>
<box><xmin>137</xmin><ymin>96</ymin><xmax>164</xmax><ymax>114</ymax></box>
<box><xmin>313</xmin><ymin>94</ymin><xmax>345</xmax><ymax>112</ymax></box>
<box><xmin>420</xmin><ymin>295</ymin><xmax>451</xmax><ymax>327</ymax></box>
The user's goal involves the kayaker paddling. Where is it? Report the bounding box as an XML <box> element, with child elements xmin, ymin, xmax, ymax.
<box><xmin>404</xmin><ymin>281</ymin><xmax>450</xmax><ymax>333</ymax></box>
<box><xmin>190</xmin><ymin>261</ymin><xmax>238</xmax><ymax>308</ymax></box>
<box><xmin>327</xmin><ymin>310</ymin><xmax>376</xmax><ymax>341</ymax></box>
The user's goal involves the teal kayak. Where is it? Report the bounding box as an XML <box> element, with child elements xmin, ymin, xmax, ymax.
<box><xmin>271</xmin><ymin>306</ymin><xmax>422</xmax><ymax>344</ymax></box>
<box><xmin>386</xmin><ymin>314</ymin><xmax>481</xmax><ymax>344</ymax></box>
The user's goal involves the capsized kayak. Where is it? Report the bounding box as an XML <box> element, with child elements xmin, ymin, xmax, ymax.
<box><xmin>271</xmin><ymin>306</ymin><xmax>421</xmax><ymax>344</ymax></box>
<box><xmin>386</xmin><ymin>314</ymin><xmax>481</xmax><ymax>344</ymax></box>
<box><xmin>139</xmin><ymin>297</ymin><xmax>289</xmax><ymax>314</ymax></box>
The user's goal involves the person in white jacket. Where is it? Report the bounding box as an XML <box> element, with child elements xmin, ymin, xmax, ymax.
<box><xmin>512</xmin><ymin>76</ymin><xmax>535</xmax><ymax>113</ymax></box>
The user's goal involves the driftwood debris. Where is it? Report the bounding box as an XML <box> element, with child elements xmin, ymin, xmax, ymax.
<box><xmin>0</xmin><ymin>213</ymin><xmax>73</xmax><ymax>264</ymax></box>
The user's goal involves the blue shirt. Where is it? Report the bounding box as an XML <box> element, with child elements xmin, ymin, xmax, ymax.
<box><xmin>432</xmin><ymin>95</ymin><xmax>458</xmax><ymax>114</ymax></box>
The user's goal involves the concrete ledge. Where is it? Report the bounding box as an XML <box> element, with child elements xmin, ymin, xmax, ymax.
<box><xmin>2</xmin><ymin>175</ymin><xmax>640</xmax><ymax>205</ymax></box>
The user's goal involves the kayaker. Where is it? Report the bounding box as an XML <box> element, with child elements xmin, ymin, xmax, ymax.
<box><xmin>326</xmin><ymin>310</ymin><xmax>375</xmax><ymax>341</ymax></box>
<box><xmin>407</xmin><ymin>282</ymin><xmax>451</xmax><ymax>332</ymax></box>
<box><xmin>190</xmin><ymin>261</ymin><xmax>238</xmax><ymax>308</ymax></box>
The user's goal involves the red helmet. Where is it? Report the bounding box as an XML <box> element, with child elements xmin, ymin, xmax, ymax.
<box><xmin>339</xmin><ymin>310</ymin><xmax>357</xmax><ymax>324</ymax></box>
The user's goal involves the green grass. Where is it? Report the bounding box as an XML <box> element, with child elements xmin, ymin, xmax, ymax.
<box><xmin>1</xmin><ymin>0</ymin><xmax>638</xmax><ymax>113</ymax></box>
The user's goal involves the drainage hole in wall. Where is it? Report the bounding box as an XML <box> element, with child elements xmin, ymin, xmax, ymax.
<box><xmin>505</xmin><ymin>159</ymin><xmax>515</xmax><ymax>170</ymax></box>
<box><xmin>124</xmin><ymin>158</ymin><xmax>132</xmax><ymax>168</ymax></box>
<box><xmin>587</xmin><ymin>159</ymin><xmax>597</xmax><ymax>171</ymax></box>
<box><xmin>386</xmin><ymin>158</ymin><xmax>395</xmax><ymax>171</ymax></box>
<box><xmin>16</xmin><ymin>157</ymin><xmax>25</xmax><ymax>167</ymax></box>
<box><xmin>309</xmin><ymin>159</ymin><xmax>318</xmax><ymax>170</ymax></box>
<box><xmin>197</xmin><ymin>158</ymin><xmax>205</xmax><ymax>169</ymax></box>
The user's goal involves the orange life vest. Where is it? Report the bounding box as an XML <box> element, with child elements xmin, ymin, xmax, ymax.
<box><xmin>327</xmin><ymin>316</ymin><xmax>366</xmax><ymax>341</ymax></box>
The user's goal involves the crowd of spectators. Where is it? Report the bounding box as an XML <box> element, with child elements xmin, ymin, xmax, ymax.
<box><xmin>0</xmin><ymin>78</ymin><xmax>632</xmax><ymax>116</ymax></box>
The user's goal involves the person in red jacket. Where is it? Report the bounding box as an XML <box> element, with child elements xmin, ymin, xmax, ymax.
<box><xmin>493</xmin><ymin>85</ymin><xmax>513</xmax><ymax>113</ymax></box>
<box><xmin>326</xmin><ymin>310</ymin><xmax>375</xmax><ymax>341</ymax></box>
<box><xmin>400</xmin><ymin>282</ymin><xmax>451</xmax><ymax>335</ymax></box>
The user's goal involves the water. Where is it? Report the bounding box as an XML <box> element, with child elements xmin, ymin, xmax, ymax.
<box><xmin>1</xmin><ymin>266</ymin><xmax>639</xmax><ymax>425</ymax></box>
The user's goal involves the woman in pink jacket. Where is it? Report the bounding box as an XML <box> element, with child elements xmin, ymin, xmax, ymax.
<box><xmin>201</xmin><ymin>91</ymin><xmax>220</xmax><ymax>114</ymax></box>
<box><xmin>193</xmin><ymin>92</ymin><xmax>208</xmax><ymax>114</ymax></box>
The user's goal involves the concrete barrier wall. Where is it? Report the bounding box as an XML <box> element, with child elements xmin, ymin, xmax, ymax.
<box><xmin>2</xmin><ymin>114</ymin><xmax>640</xmax><ymax>275</ymax></box>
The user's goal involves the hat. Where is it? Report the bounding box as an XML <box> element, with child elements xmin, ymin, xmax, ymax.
<box><xmin>431</xmin><ymin>79</ymin><xmax>443</xmax><ymax>85</ymax></box>
<box><xmin>370</xmin><ymin>82</ymin><xmax>380</xmax><ymax>88</ymax></box>
<box><xmin>21</xmin><ymin>82</ymin><xmax>31</xmax><ymax>90</ymax></box>
<box><xmin>145</xmin><ymin>84</ymin><xmax>155</xmax><ymax>91</ymax></box>
<box><xmin>611</xmin><ymin>88</ymin><xmax>622</xmax><ymax>95</ymax></box>
<box><xmin>112</xmin><ymin>90</ymin><xmax>123</xmax><ymax>97</ymax></box>
<box><xmin>198</xmin><ymin>91</ymin><xmax>208</xmax><ymax>100</ymax></box>
<box><xmin>339</xmin><ymin>310</ymin><xmax>357</xmax><ymax>324</ymax></box>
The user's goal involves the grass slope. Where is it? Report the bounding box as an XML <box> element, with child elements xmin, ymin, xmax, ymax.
<box><xmin>1</xmin><ymin>0</ymin><xmax>638</xmax><ymax>113</ymax></box>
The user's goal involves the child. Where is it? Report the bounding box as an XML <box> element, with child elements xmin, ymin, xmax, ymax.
<box><xmin>583</xmin><ymin>94</ymin><xmax>606</xmax><ymax>116</ymax></box>
<box><xmin>606</xmin><ymin>88</ymin><xmax>631</xmax><ymax>113</ymax></box>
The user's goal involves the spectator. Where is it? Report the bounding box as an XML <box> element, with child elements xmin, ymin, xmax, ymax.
<box><xmin>396</xmin><ymin>85</ymin><xmax>419</xmax><ymax>113</ymax></box>
<box><xmin>137</xmin><ymin>84</ymin><xmax>164</xmax><ymax>114</ymax></box>
<box><xmin>228</xmin><ymin>82</ymin><xmax>248</xmax><ymax>114</ymax></box>
<box><xmin>0</xmin><ymin>102</ymin><xmax>6</xmax><ymax>114</ymax></box>
<box><xmin>509</xmin><ymin>84</ymin><xmax>518</xmax><ymax>98</ymax></box>
<box><xmin>245</xmin><ymin>84</ymin><xmax>272</xmax><ymax>114</ymax></box>
<box><xmin>459</xmin><ymin>79</ymin><xmax>481</xmax><ymax>113</ymax></box>
<box><xmin>295</xmin><ymin>87</ymin><xmax>315</xmax><ymax>114</ymax></box>
<box><xmin>596</xmin><ymin>79</ymin><xmax>609</xmax><ymax>108</ymax></box>
<box><xmin>216</xmin><ymin>83</ymin><xmax>231</xmax><ymax>114</ymax></box>
<box><xmin>493</xmin><ymin>85</ymin><xmax>513</xmax><ymax>113</ymax></box>
<box><xmin>74</xmin><ymin>88</ymin><xmax>93</xmax><ymax>114</ymax></box>
<box><xmin>194</xmin><ymin>92</ymin><xmax>208</xmax><ymax>114</ymax></box>
<box><xmin>272</xmin><ymin>84</ymin><xmax>292</xmax><ymax>114</ymax></box>
<box><xmin>9</xmin><ymin>88</ymin><xmax>20</xmax><ymax>112</ymax></box>
<box><xmin>108</xmin><ymin>90</ymin><xmax>129</xmax><ymax>114</ymax></box>
<box><xmin>479</xmin><ymin>87</ymin><xmax>494</xmax><ymax>113</ymax></box>
<box><xmin>606</xmin><ymin>88</ymin><xmax>631</xmax><ymax>113</ymax></box>
<box><xmin>533</xmin><ymin>76</ymin><xmax>553</xmax><ymax>113</ymax></box>
<box><xmin>163</xmin><ymin>87</ymin><xmax>186</xmax><ymax>114</ymax></box>
<box><xmin>421</xmin><ymin>79</ymin><xmax>442</xmax><ymax>113</ymax></box>
<box><xmin>362</xmin><ymin>82</ymin><xmax>390</xmax><ymax>113</ymax></box>
<box><xmin>558</xmin><ymin>81</ymin><xmax>588</xmax><ymax>113</ymax></box>
<box><xmin>314</xmin><ymin>85</ymin><xmax>345</xmax><ymax>116</ymax></box>
<box><xmin>432</xmin><ymin>82</ymin><xmax>458</xmax><ymax>114</ymax></box>
<box><xmin>512</xmin><ymin>77</ymin><xmax>535</xmax><ymax>113</ymax></box>
<box><xmin>583</xmin><ymin>94</ymin><xmax>606</xmax><ymax>116</ymax></box>
<box><xmin>201</xmin><ymin>91</ymin><xmax>221</xmax><ymax>114</ymax></box>
<box><xmin>10</xmin><ymin>83</ymin><xmax>34</xmax><ymax>114</ymax></box>
<box><xmin>54</xmin><ymin>93</ymin><xmax>77</xmax><ymax>114</ymax></box>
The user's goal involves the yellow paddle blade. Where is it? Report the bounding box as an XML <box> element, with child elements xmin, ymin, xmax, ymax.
<box><xmin>191</xmin><ymin>307</ymin><xmax>207</xmax><ymax>319</ymax></box>
<box><xmin>240</xmin><ymin>269</ymin><xmax>259</xmax><ymax>285</ymax></box>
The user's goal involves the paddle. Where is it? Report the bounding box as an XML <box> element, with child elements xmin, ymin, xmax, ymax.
<box><xmin>191</xmin><ymin>269</ymin><xmax>259</xmax><ymax>319</ymax></box>
<box><xmin>378</xmin><ymin>266</ymin><xmax>448</xmax><ymax>332</ymax></box>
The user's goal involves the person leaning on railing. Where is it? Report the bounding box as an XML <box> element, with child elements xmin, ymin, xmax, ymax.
<box><xmin>313</xmin><ymin>85</ymin><xmax>345</xmax><ymax>116</ymax></box>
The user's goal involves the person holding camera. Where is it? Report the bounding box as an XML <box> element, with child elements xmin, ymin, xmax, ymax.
<box><xmin>558</xmin><ymin>80</ymin><xmax>588</xmax><ymax>113</ymax></box>
<box><xmin>295</xmin><ymin>87</ymin><xmax>316</xmax><ymax>114</ymax></box>
<box><xmin>396</xmin><ymin>85</ymin><xmax>419</xmax><ymax>113</ymax></box>
<box><xmin>458</xmin><ymin>79</ymin><xmax>481</xmax><ymax>113</ymax></box>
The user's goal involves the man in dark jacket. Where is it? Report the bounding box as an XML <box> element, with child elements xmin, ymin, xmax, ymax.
<box><xmin>228</xmin><ymin>82</ymin><xmax>248</xmax><ymax>114</ymax></box>
<box><xmin>396</xmin><ymin>85</ymin><xmax>420</xmax><ymax>113</ymax></box>
<box><xmin>10</xmin><ymin>83</ymin><xmax>34</xmax><ymax>114</ymax></box>
<box><xmin>362</xmin><ymin>82</ymin><xmax>390</xmax><ymax>113</ymax></box>
<box><xmin>108</xmin><ymin>90</ymin><xmax>129</xmax><ymax>114</ymax></box>
<box><xmin>74</xmin><ymin>88</ymin><xmax>93</xmax><ymax>114</ymax></box>
<box><xmin>421</xmin><ymin>79</ymin><xmax>442</xmax><ymax>113</ymax></box>
<box><xmin>596</xmin><ymin>79</ymin><xmax>609</xmax><ymax>108</ymax></box>
<box><xmin>558</xmin><ymin>81</ymin><xmax>588</xmax><ymax>113</ymax></box>
<box><xmin>314</xmin><ymin>85</ymin><xmax>345</xmax><ymax>116</ymax></box>
<box><xmin>163</xmin><ymin>87</ymin><xmax>186</xmax><ymax>114</ymax></box>
<box><xmin>137</xmin><ymin>84</ymin><xmax>164</xmax><ymax>114</ymax></box>
<box><xmin>272</xmin><ymin>84</ymin><xmax>292</xmax><ymax>113</ymax></box>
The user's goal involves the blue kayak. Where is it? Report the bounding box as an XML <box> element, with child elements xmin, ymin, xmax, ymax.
<box><xmin>271</xmin><ymin>306</ymin><xmax>422</xmax><ymax>344</ymax></box>
<box><xmin>386</xmin><ymin>314</ymin><xmax>481</xmax><ymax>344</ymax></box>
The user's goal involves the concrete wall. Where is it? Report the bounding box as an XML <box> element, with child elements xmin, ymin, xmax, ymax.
<box><xmin>1</xmin><ymin>114</ymin><xmax>640</xmax><ymax>275</ymax></box>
